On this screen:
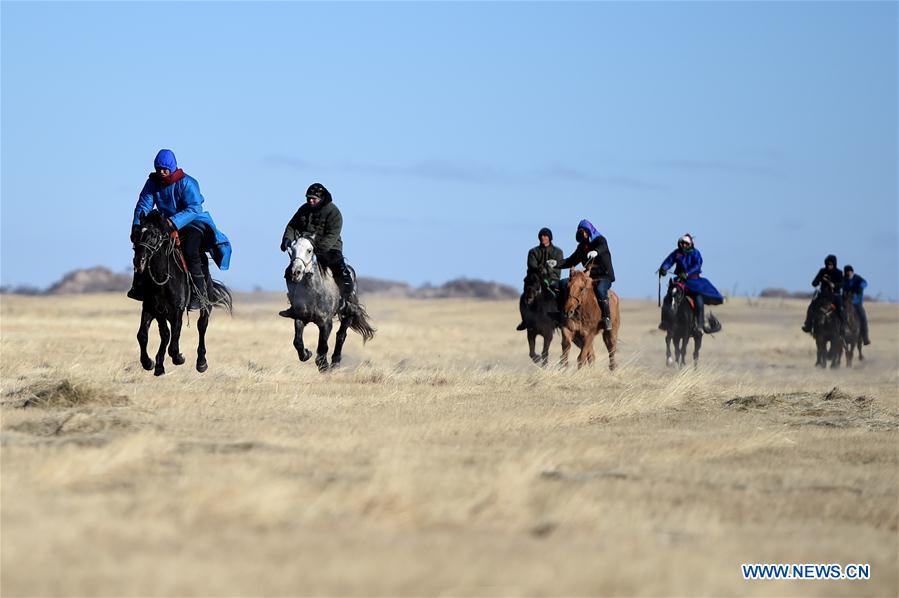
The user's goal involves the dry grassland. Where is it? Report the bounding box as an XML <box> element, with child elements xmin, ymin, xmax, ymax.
<box><xmin>1</xmin><ymin>292</ymin><xmax>897</xmax><ymax>597</ymax></box>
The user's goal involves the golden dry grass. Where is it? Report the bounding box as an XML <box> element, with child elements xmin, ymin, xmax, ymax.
<box><xmin>1</xmin><ymin>292</ymin><xmax>897</xmax><ymax>597</ymax></box>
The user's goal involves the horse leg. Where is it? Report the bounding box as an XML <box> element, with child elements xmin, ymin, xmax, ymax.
<box><xmin>678</xmin><ymin>336</ymin><xmax>688</xmax><ymax>368</ymax></box>
<box><xmin>830</xmin><ymin>336</ymin><xmax>842</xmax><ymax>369</ymax></box>
<box><xmin>154</xmin><ymin>317</ymin><xmax>170</xmax><ymax>376</ymax></box>
<box><xmin>196</xmin><ymin>309</ymin><xmax>210</xmax><ymax>373</ymax></box>
<box><xmin>168</xmin><ymin>312</ymin><xmax>185</xmax><ymax>365</ymax></box>
<box><xmin>844</xmin><ymin>339</ymin><xmax>854</xmax><ymax>368</ymax></box>
<box><xmin>665</xmin><ymin>333</ymin><xmax>674</xmax><ymax>367</ymax></box>
<box><xmin>692</xmin><ymin>332</ymin><xmax>702</xmax><ymax>369</ymax></box>
<box><xmin>602</xmin><ymin>330</ymin><xmax>617</xmax><ymax>371</ymax></box>
<box><xmin>293</xmin><ymin>319</ymin><xmax>312</xmax><ymax>362</ymax></box>
<box><xmin>540</xmin><ymin>331</ymin><xmax>552</xmax><ymax>368</ymax></box>
<box><xmin>560</xmin><ymin>328</ymin><xmax>572</xmax><ymax>369</ymax></box>
<box><xmin>815</xmin><ymin>336</ymin><xmax>826</xmax><ymax>368</ymax></box>
<box><xmin>315</xmin><ymin>319</ymin><xmax>333</xmax><ymax>372</ymax></box>
<box><xmin>331</xmin><ymin>318</ymin><xmax>350</xmax><ymax>368</ymax></box>
<box><xmin>527</xmin><ymin>329</ymin><xmax>539</xmax><ymax>364</ymax></box>
<box><xmin>577</xmin><ymin>334</ymin><xmax>594</xmax><ymax>369</ymax></box>
<box><xmin>137</xmin><ymin>306</ymin><xmax>154</xmax><ymax>371</ymax></box>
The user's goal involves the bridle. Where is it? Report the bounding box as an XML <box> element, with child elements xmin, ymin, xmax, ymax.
<box><xmin>136</xmin><ymin>226</ymin><xmax>180</xmax><ymax>286</ymax></box>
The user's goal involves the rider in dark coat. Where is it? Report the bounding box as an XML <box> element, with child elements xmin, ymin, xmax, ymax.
<box><xmin>516</xmin><ymin>227</ymin><xmax>564</xmax><ymax>331</ymax></box>
<box><xmin>801</xmin><ymin>254</ymin><xmax>843</xmax><ymax>333</ymax></box>
<box><xmin>548</xmin><ymin>219</ymin><xmax>615</xmax><ymax>330</ymax></box>
<box><xmin>657</xmin><ymin>234</ymin><xmax>723</xmax><ymax>333</ymax></box>
<box><xmin>280</xmin><ymin>183</ymin><xmax>358</xmax><ymax>316</ymax></box>
<box><xmin>842</xmin><ymin>265</ymin><xmax>870</xmax><ymax>345</ymax></box>
<box><xmin>128</xmin><ymin>149</ymin><xmax>231</xmax><ymax>310</ymax></box>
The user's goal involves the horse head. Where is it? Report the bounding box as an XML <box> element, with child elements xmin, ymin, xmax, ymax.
<box><xmin>133</xmin><ymin>211</ymin><xmax>170</xmax><ymax>274</ymax></box>
<box><xmin>563</xmin><ymin>268</ymin><xmax>593</xmax><ymax>318</ymax></box>
<box><xmin>669</xmin><ymin>278</ymin><xmax>687</xmax><ymax>311</ymax></box>
<box><xmin>523</xmin><ymin>271</ymin><xmax>543</xmax><ymax>305</ymax></box>
<box><xmin>287</xmin><ymin>234</ymin><xmax>316</xmax><ymax>281</ymax></box>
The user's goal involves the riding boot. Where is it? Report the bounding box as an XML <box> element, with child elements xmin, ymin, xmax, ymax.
<box><xmin>336</xmin><ymin>263</ymin><xmax>359</xmax><ymax>314</ymax></box>
<box><xmin>801</xmin><ymin>302</ymin><xmax>814</xmax><ymax>333</ymax></box>
<box><xmin>598</xmin><ymin>299</ymin><xmax>612</xmax><ymax>331</ymax></box>
<box><xmin>126</xmin><ymin>271</ymin><xmax>145</xmax><ymax>301</ymax></box>
<box><xmin>189</xmin><ymin>273</ymin><xmax>208</xmax><ymax>311</ymax></box>
<box><xmin>516</xmin><ymin>295</ymin><xmax>528</xmax><ymax>331</ymax></box>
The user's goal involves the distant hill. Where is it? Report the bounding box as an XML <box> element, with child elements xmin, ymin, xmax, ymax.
<box><xmin>759</xmin><ymin>288</ymin><xmax>814</xmax><ymax>300</ymax></box>
<box><xmin>2</xmin><ymin>268</ymin><xmax>518</xmax><ymax>301</ymax></box>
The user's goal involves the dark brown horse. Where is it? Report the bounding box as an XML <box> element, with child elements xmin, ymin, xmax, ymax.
<box><xmin>811</xmin><ymin>290</ymin><xmax>843</xmax><ymax>369</ymax></box>
<box><xmin>841</xmin><ymin>294</ymin><xmax>864</xmax><ymax>367</ymax></box>
<box><xmin>521</xmin><ymin>271</ymin><xmax>560</xmax><ymax>367</ymax></box>
<box><xmin>559</xmin><ymin>269</ymin><xmax>620</xmax><ymax>370</ymax></box>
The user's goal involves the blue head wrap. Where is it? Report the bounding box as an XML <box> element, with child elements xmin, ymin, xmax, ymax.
<box><xmin>577</xmin><ymin>219</ymin><xmax>600</xmax><ymax>242</ymax></box>
<box><xmin>154</xmin><ymin>149</ymin><xmax>177</xmax><ymax>172</ymax></box>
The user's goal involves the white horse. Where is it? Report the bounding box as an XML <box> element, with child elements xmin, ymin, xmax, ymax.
<box><xmin>283</xmin><ymin>234</ymin><xmax>374</xmax><ymax>371</ymax></box>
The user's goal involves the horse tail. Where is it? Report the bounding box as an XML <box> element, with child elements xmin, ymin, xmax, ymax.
<box><xmin>209</xmin><ymin>280</ymin><xmax>233</xmax><ymax>315</ymax></box>
<box><xmin>347</xmin><ymin>302</ymin><xmax>375</xmax><ymax>343</ymax></box>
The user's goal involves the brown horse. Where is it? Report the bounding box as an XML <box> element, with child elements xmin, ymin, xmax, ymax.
<box><xmin>560</xmin><ymin>269</ymin><xmax>620</xmax><ymax>370</ymax></box>
<box><xmin>841</xmin><ymin>294</ymin><xmax>864</xmax><ymax>367</ymax></box>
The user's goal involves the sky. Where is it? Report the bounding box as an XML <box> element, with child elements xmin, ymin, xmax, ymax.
<box><xmin>2</xmin><ymin>1</ymin><xmax>897</xmax><ymax>300</ymax></box>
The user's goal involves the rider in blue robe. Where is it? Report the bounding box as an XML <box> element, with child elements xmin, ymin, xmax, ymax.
<box><xmin>658</xmin><ymin>233</ymin><xmax>723</xmax><ymax>333</ymax></box>
<box><xmin>128</xmin><ymin>149</ymin><xmax>231</xmax><ymax>310</ymax></box>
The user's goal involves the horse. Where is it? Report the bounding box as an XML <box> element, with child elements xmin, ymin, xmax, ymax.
<box><xmin>132</xmin><ymin>211</ymin><xmax>232</xmax><ymax>376</ymax></box>
<box><xmin>284</xmin><ymin>235</ymin><xmax>375</xmax><ymax>371</ymax></box>
<box><xmin>661</xmin><ymin>279</ymin><xmax>721</xmax><ymax>368</ymax></box>
<box><xmin>521</xmin><ymin>270</ymin><xmax>561</xmax><ymax>367</ymax></box>
<box><xmin>559</xmin><ymin>268</ymin><xmax>620</xmax><ymax>371</ymax></box>
<box><xmin>810</xmin><ymin>289</ymin><xmax>843</xmax><ymax>369</ymax></box>
<box><xmin>841</xmin><ymin>293</ymin><xmax>864</xmax><ymax>367</ymax></box>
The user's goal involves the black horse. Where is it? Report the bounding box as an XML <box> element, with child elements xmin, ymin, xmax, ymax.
<box><xmin>132</xmin><ymin>211</ymin><xmax>232</xmax><ymax>376</ymax></box>
<box><xmin>521</xmin><ymin>270</ymin><xmax>561</xmax><ymax>367</ymax></box>
<box><xmin>810</xmin><ymin>288</ymin><xmax>843</xmax><ymax>369</ymax></box>
<box><xmin>661</xmin><ymin>279</ymin><xmax>720</xmax><ymax>368</ymax></box>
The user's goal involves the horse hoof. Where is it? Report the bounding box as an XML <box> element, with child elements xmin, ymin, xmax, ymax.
<box><xmin>299</xmin><ymin>349</ymin><xmax>312</xmax><ymax>362</ymax></box>
<box><xmin>172</xmin><ymin>353</ymin><xmax>185</xmax><ymax>366</ymax></box>
<box><xmin>141</xmin><ymin>356</ymin><xmax>153</xmax><ymax>371</ymax></box>
<box><xmin>196</xmin><ymin>361</ymin><xmax>208</xmax><ymax>373</ymax></box>
<box><xmin>330</xmin><ymin>360</ymin><xmax>341</xmax><ymax>370</ymax></box>
<box><xmin>154</xmin><ymin>366</ymin><xmax>165</xmax><ymax>377</ymax></box>
<box><xmin>666</xmin><ymin>358</ymin><xmax>675</xmax><ymax>368</ymax></box>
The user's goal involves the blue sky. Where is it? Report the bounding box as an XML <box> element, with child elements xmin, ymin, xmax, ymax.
<box><xmin>2</xmin><ymin>1</ymin><xmax>896</xmax><ymax>299</ymax></box>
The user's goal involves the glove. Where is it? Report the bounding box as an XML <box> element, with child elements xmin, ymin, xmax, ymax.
<box><xmin>678</xmin><ymin>272</ymin><xmax>687</xmax><ymax>281</ymax></box>
<box><xmin>586</xmin><ymin>250</ymin><xmax>598</xmax><ymax>260</ymax></box>
<box><xmin>280</xmin><ymin>238</ymin><xmax>290</xmax><ymax>252</ymax></box>
<box><xmin>130</xmin><ymin>225</ymin><xmax>141</xmax><ymax>244</ymax></box>
<box><xmin>658</xmin><ymin>267</ymin><xmax>667</xmax><ymax>277</ymax></box>
<box><xmin>546</xmin><ymin>259</ymin><xmax>557</xmax><ymax>268</ymax></box>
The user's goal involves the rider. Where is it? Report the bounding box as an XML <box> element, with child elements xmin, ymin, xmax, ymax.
<box><xmin>128</xmin><ymin>149</ymin><xmax>231</xmax><ymax>310</ymax></box>
<box><xmin>546</xmin><ymin>219</ymin><xmax>615</xmax><ymax>330</ymax></box>
<box><xmin>801</xmin><ymin>254</ymin><xmax>843</xmax><ymax>333</ymax></box>
<box><xmin>516</xmin><ymin>227</ymin><xmax>564</xmax><ymax>331</ymax></box>
<box><xmin>657</xmin><ymin>234</ymin><xmax>724</xmax><ymax>333</ymax></box>
<box><xmin>280</xmin><ymin>182</ymin><xmax>359</xmax><ymax>316</ymax></box>
<box><xmin>842</xmin><ymin>265</ymin><xmax>870</xmax><ymax>345</ymax></box>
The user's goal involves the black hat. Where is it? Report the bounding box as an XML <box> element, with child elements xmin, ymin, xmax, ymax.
<box><xmin>843</xmin><ymin>264</ymin><xmax>854</xmax><ymax>273</ymax></box>
<box><xmin>306</xmin><ymin>183</ymin><xmax>331</xmax><ymax>202</ymax></box>
<box><xmin>825</xmin><ymin>254</ymin><xmax>837</xmax><ymax>266</ymax></box>
<box><xmin>538</xmin><ymin>227</ymin><xmax>553</xmax><ymax>241</ymax></box>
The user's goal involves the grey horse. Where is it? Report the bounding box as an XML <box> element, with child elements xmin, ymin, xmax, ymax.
<box><xmin>282</xmin><ymin>234</ymin><xmax>374</xmax><ymax>371</ymax></box>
